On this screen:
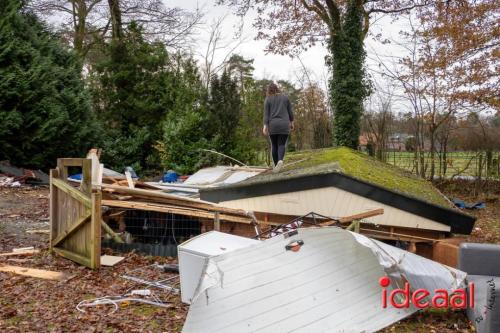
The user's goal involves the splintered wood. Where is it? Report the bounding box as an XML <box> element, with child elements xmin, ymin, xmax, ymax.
<box><xmin>0</xmin><ymin>247</ymin><xmax>40</xmax><ymax>257</ymax></box>
<box><xmin>100</xmin><ymin>184</ymin><xmax>254</xmax><ymax>224</ymax></box>
<box><xmin>0</xmin><ymin>265</ymin><xmax>70</xmax><ymax>281</ymax></box>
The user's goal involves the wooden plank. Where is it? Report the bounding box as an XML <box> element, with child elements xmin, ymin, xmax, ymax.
<box><xmin>100</xmin><ymin>255</ymin><xmax>125</xmax><ymax>267</ymax></box>
<box><xmin>96</xmin><ymin>164</ymin><xmax>104</xmax><ymax>187</ymax></box>
<box><xmin>0</xmin><ymin>265</ymin><xmax>69</xmax><ymax>281</ymax></box>
<box><xmin>49</xmin><ymin>168</ymin><xmax>59</xmax><ymax>249</ymax></box>
<box><xmin>338</xmin><ymin>209</ymin><xmax>384</xmax><ymax>224</ymax></box>
<box><xmin>90</xmin><ymin>192</ymin><xmax>101</xmax><ymax>269</ymax></box>
<box><xmin>100</xmin><ymin>184</ymin><xmax>247</xmax><ymax>215</ymax></box>
<box><xmin>101</xmin><ymin>199</ymin><xmax>253</xmax><ymax>224</ymax></box>
<box><xmin>52</xmin><ymin>248</ymin><xmax>92</xmax><ymax>268</ymax></box>
<box><xmin>359</xmin><ymin>228</ymin><xmax>439</xmax><ymax>242</ymax></box>
<box><xmin>26</xmin><ymin>229</ymin><xmax>50</xmax><ymax>234</ymax></box>
<box><xmin>57</xmin><ymin>159</ymin><xmax>69</xmax><ymax>181</ymax></box>
<box><xmin>52</xmin><ymin>213</ymin><xmax>91</xmax><ymax>247</ymax></box>
<box><xmin>0</xmin><ymin>249</ymin><xmax>40</xmax><ymax>257</ymax></box>
<box><xmin>357</xmin><ymin>223</ymin><xmax>442</xmax><ymax>241</ymax></box>
<box><xmin>86</xmin><ymin>150</ymin><xmax>103</xmax><ymax>187</ymax></box>
<box><xmin>81</xmin><ymin>158</ymin><xmax>92</xmax><ymax>195</ymax></box>
<box><xmin>432</xmin><ymin>240</ymin><xmax>462</xmax><ymax>267</ymax></box>
<box><xmin>214</xmin><ymin>212</ymin><xmax>220</xmax><ymax>231</ymax></box>
<box><xmin>125</xmin><ymin>171</ymin><xmax>135</xmax><ymax>189</ymax></box>
<box><xmin>101</xmin><ymin>219</ymin><xmax>124</xmax><ymax>243</ymax></box>
<box><xmin>52</xmin><ymin>178</ymin><xmax>91</xmax><ymax>208</ymax></box>
<box><xmin>124</xmin><ymin>193</ymin><xmax>251</xmax><ymax>216</ymax></box>
<box><xmin>57</xmin><ymin>158</ymin><xmax>86</xmax><ymax>167</ymax></box>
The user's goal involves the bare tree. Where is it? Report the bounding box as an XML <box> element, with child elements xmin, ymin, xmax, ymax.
<box><xmin>198</xmin><ymin>15</ymin><xmax>247</xmax><ymax>89</ymax></box>
<box><xmin>293</xmin><ymin>61</ymin><xmax>332</xmax><ymax>150</ymax></box>
<box><xmin>29</xmin><ymin>0</ymin><xmax>203</xmax><ymax>58</ymax></box>
<box><xmin>371</xmin><ymin>15</ymin><xmax>466</xmax><ymax>180</ymax></box>
<box><xmin>362</xmin><ymin>83</ymin><xmax>395</xmax><ymax>161</ymax></box>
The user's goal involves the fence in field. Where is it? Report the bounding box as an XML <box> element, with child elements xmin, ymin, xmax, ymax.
<box><xmin>380</xmin><ymin>151</ymin><xmax>500</xmax><ymax>180</ymax></box>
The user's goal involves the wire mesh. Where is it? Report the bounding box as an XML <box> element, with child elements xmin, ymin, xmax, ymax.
<box><xmin>102</xmin><ymin>209</ymin><xmax>202</xmax><ymax>257</ymax></box>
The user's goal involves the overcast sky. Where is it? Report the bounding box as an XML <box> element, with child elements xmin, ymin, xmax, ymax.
<box><xmin>168</xmin><ymin>0</ymin><xmax>409</xmax><ymax>91</ymax></box>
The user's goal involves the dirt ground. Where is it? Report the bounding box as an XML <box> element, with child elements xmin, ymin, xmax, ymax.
<box><xmin>1</xmin><ymin>184</ymin><xmax>498</xmax><ymax>332</ymax></box>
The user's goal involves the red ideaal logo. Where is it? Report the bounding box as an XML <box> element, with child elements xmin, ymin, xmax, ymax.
<box><xmin>379</xmin><ymin>276</ymin><xmax>474</xmax><ymax>309</ymax></box>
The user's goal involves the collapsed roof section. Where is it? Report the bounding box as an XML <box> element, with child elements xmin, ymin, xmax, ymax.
<box><xmin>200</xmin><ymin>148</ymin><xmax>476</xmax><ymax>234</ymax></box>
<box><xmin>147</xmin><ymin>166</ymin><xmax>267</xmax><ymax>198</ymax></box>
<box><xmin>180</xmin><ymin>227</ymin><xmax>467</xmax><ymax>333</ymax></box>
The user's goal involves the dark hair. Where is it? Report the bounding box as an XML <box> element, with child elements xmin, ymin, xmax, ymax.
<box><xmin>267</xmin><ymin>82</ymin><xmax>280</xmax><ymax>96</ymax></box>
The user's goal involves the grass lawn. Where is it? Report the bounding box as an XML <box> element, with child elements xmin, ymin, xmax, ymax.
<box><xmin>381</xmin><ymin>151</ymin><xmax>500</xmax><ymax>179</ymax></box>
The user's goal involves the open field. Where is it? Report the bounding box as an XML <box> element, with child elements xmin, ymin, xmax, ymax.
<box><xmin>1</xmin><ymin>183</ymin><xmax>498</xmax><ymax>332</ymax></box>
<box><xmin>379</xmin><ymin>151</ymin><xmax>500</xmax><ymax>179</ymax></box>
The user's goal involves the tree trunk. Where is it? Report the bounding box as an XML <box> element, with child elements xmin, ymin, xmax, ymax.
<box><xmin>442</xmin><ymin>137</ymin><xmax>448</xmax><ymax>178</ymax></box>
<box><xmin>329</xmin><ymin>2</ymin><xmax>367</xmax><ymax>149</ymax></box>
<box><xmin>72</xmin><ymin>1</ymin><xmax>87</xmax><ymax>56</ymax></box>
<box><xmin>108</xmin><ymin>0</ymin><xmax>123</xmax><ymax>40</ymax></box>
<box><xmin>429</xmin><ymin>128</ymin><xmax>436</xmax><ymax>181</ymax></box>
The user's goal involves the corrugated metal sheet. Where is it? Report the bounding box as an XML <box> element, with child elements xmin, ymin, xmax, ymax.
<box><xmin>219</xmin><ymin>186</ymin><xmax>451</xmax><ymax>232</ymax></box>
<box><xmin>182</xmin><ymin>227</ymin><xmax>465</xmax><ymax>333</ymax></box>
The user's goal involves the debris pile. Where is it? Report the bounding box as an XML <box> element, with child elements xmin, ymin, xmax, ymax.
<box><xmin>0</xmin><ymin>161</ymin><xmax>49</xmax><ymax>186</ymax></box>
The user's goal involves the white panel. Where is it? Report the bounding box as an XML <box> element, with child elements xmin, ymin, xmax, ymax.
<box><xmin>219</xmin><ymin>187</ymin><xmax>451</xmax><ymax>232</ymax></box>
<box><xmin>178</xmin><ymin>231</ymin><xmax>260</xmax><ymax>304</ymax></box>
<box><xmin>182</xmin><ymin>228</ymin><xmax>465</xmax><ymax>333</ymax></box>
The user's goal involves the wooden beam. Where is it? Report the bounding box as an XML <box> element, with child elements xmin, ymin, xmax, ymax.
<box><xmin>214</xmin><ymin>212</ymin><xmax>220</xmax><ymax>231</ymax></box>
<box><xmin>57</xmin><ymin>158</ymin><xmax>87</xmax><ymax>167</ymax></box>
<box><xmin>359</xmin><ymin>228</ymin><xmax>439</xmax><ymax>242</ymax></box>
<box><xmin>53</xmin><ymin>248</ymin><xmax>92</xmax><ymax>268</ymax></box>
<box><xmin>49</xmin><ymin>168</ymin><xmax>59</xmax><ymax>249</ymax></box>
<box><xmin>101</xmin><ymin>219</ymin><xmax>124</xmax><ymax>243</ymax></box>
<box><xmin>338</xmin><ymin>209</ymin><xmax>384</xmax><ymax>223</ymax></box>
<box><xmin>90</xmin><ymin>192</ymin><xmax>101</xmax><ymax>269</ymax></box>
<box><xmin>52</xmin><ymin>178</ymin><xmax>91</xmax><ymax>208</ymax></box>
<box><xmin>0</xmin><ymin>249</ymin><xmax>40</xmax><ymax>257</ymax></box>
<box><xmin>125</xmin><ymin>171</ymin><xmax>135</xmax><ymax>189</ymax></box>
<box><xmin>81</xmin><ymin>158</ymin><xmax>92</xmax><ymax>195</ymax></box>
<box><xmin>0</xmin><ymin>264</ymin><xmax>69</xmax><ymax>281</ymax></box>
<box><xmin>101</xmin><ymin>200</ymin><xmax>253</xmax><ymax>224</ymax></box>
<box><xmin>100</xmin><ymin>184</ymin><xmax>247</xmax><ymax>215</ymax></box>
<box><xmin>52</xmin><ymin>213</ymin><xmax>91</xmax><ymax>247</ymax></box>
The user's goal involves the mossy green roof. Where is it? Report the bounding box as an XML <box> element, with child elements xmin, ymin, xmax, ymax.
<box><xmin>242</xmin><ymin>147</ymin><xmax>451</xmax><ymax>208</ymax></box>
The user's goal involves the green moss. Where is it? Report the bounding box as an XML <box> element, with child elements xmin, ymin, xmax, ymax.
<box><xmin>246</xmin><ymin>147</ymin><xmax>450</xmax><ymax>208</ymax></box>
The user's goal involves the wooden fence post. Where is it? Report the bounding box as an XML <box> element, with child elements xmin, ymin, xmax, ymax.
<box><xmin>90</xmin><ymin>192</ymin><xmax>101</xmax><ymax>269</ymax></box>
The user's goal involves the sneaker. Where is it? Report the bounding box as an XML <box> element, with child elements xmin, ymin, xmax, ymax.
<box><xmin>273</xmin><ymin>160</ymin><xmax>283</xmax><ymax>173</ymax></box>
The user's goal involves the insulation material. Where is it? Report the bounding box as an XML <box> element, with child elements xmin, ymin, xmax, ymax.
<box><xmin>183</xmin><ymin>167</ymin><xmax>232</xmax><ymax>185</ymax></box>
<box><xmin>216</xmin><ymin>170</ymin><xmax>262</xmax><ymax>185</ymax></box>
<box><xmin>184</xmin><ymin>167</ymin><xmax>262</xmax><ymax>187</ymax></box>
<box><xmin>181</xmin><ymin>227</ymin><xmax>466</xmax><ymax>333</ymax></box>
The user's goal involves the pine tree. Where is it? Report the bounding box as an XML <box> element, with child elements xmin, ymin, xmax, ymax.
<box><xmin>207</xmin><ymin>70</ymin><xmax>241</xmax><ymax>156</ymax></box>
<box><xmin>226</xmin><ymin>54</ymin><xmax>254</xmax><ymax>96</ymax></box>
<box><xmin>90</xmin><ymin>22</ymin><xmax>173</xmax><ymax>172</ymax></box>
<box><xmin>0</xmin><ymin>0</ymin><xmax>97</xmax><ymax>169</ymax></box>
<box><xmin>159</xmin><ymin>57</ymin><xmax>211</xmax><ymax>174</ymax></box>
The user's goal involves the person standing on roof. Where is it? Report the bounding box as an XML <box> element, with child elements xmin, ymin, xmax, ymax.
<box><xmin>263</xmin><ymin>82</ymin><xmax>294</xmax><ymax>172</ymax></box>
